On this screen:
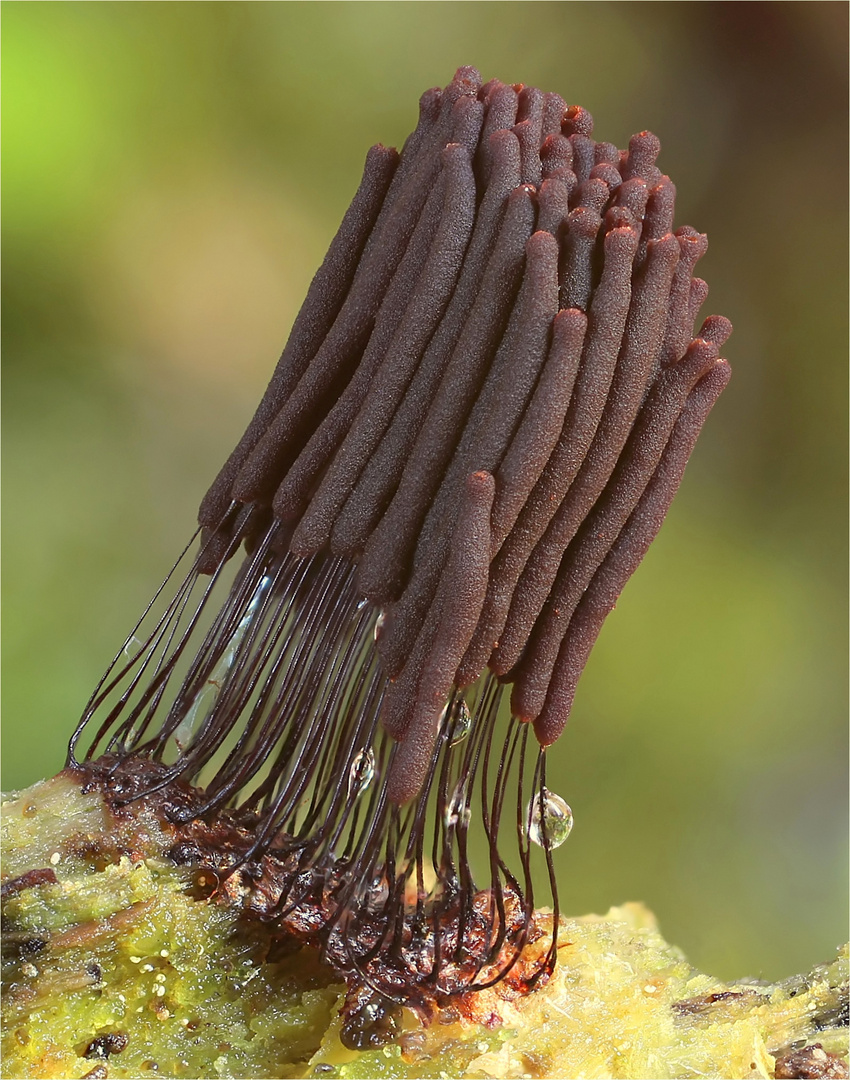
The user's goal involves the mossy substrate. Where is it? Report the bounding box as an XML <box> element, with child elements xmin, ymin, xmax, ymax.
<box><xmin>2</xmin><ymin>772</ymin><xmax>847</xmax><ymax>1079</ymax></box>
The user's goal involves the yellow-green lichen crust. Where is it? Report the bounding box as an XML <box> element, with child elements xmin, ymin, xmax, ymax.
<box><xmin>2</xmin><ymin>774</ymin><xmax>848</xmax><ymax>1080</ymax></box>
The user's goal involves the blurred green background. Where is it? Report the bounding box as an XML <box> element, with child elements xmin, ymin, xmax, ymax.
<box><xmin>3</xmin><ymin>2</ymin><xmax>846</xmax><ymax>984</ymax></box>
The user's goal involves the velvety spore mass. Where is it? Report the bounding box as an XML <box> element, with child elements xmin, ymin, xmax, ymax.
<box><xmin>69</xmin><ymin>67</ymin><xmax>731</xmax><ymax>1017</ymax></box>
<box><xmin>197</xmin><ymin>65</ymin><xmax>731</xmax><ymax>799</ymax></box>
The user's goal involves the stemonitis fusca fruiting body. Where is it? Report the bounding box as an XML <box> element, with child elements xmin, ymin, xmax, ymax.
<box><xmin>68</xmin><ymin>67</ymin><xmax>731</xmax><ymax>1032</ymax></box>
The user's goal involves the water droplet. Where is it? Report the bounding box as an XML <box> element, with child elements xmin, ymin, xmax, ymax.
<box><xmin>123</xmin><ymin>635</ymin><xmax>143</xmax><ymax>660</ymax></box>
<box><xmin>339</xmin><ymin>994</ymin><xmax>402</xmax><ymax>1051</ymax></box>
<box><xmin>373</xmin><ymin>610</ymin><xmax>387</xmax><ymax>641</ymax></box>
<box><xmin>173</xmin><ymin>574</ymin><xmax>271</xmax><ymax>752</ymax></box>
<box><xmin>445</xmin><ymin>698</ymin><xmax>472</xmax><ymax>745</ymax></box>
<box><xmin>445</xmin><ymin>780</ymin><xmax>471</xmax><ymax>831</ymax></box>
<box><xmin>243</xmin><ymin>574</ymin><xmax>272</xmax><ymax>621</ymax></box>
<box><xmin>356</xmin><ymin>597</ymin><xmax>369</xmax><ymax>611</ymax></box>
<box><xmin>174</xmin><ymin>682</ymin><xmax>219</xmax><ymax>752</ymax></box>
<box><xmin>526</xmin><ymin>790</ymin><xmax>573</xmax><ymax>849</ymax></box>
<box><xmin>348</xmin><ymin>749</ymin><xmax>376</xmax><ymax>796</ymax></box>
<box><xmin>358</xmin><ymin>875</ymin><xmax>389</xmax><ymax>910</ymax></box>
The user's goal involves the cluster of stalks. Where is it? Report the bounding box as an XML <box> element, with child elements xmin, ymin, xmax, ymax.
<box><xmin>68</xmin><ymin>67</ymin><xmax>731</xmax><ymax>1024</ymax></box>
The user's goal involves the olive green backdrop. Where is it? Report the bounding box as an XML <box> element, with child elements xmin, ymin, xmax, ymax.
<box><xmin>3</xmin><ymin>1</ymin><xmax>847</xmax><ymax>985</ymax></box>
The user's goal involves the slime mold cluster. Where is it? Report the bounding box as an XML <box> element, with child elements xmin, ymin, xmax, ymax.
<box><xmin>67</xmin><ymin>67</ymin><xmax>732</xmax><ymax>1038</ymax></box>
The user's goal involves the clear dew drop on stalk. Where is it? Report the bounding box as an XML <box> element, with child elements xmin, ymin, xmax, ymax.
<box><xmin>447</xmin><ymin>697</ymin><xmax>472</xmax><ymax>746</ymax></box>
<box><xmin>348</xmin><ymin>748</ymin><xmax>376</xmax><ymax>797</ymax></box>
<box><xmin>359</xmin><ymin>875</ymin><xmax>389</xmax><ymax>911</ymax></box>
<box><xmin>173</xmin><ymin>575</ymin><xmax>271</xmax><ymax>752</ymax></box>
<box><xmin>122</xmin><ymin>635</ymin><xmax>143</xmax><ymax>660</ymax></box>
<box><xmin>527</xmin><ymin>790</ymin><xmax>574</xmax><ymax>849</ymax></box>
<box><xmin>438</xmin><ymin>695</ymin><xmax>472</xmax><ymax>746</ymax></box>
<box><xmin>445</xmin><ymin>779</ymin><xmax>472</xmax><ymax>831</ymax></box>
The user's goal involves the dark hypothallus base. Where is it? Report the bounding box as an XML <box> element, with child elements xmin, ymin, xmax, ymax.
<box><xmin>71</xmin><ymin>753</ymin><xmax>555</xmax><ymax>1051</ymax></box>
